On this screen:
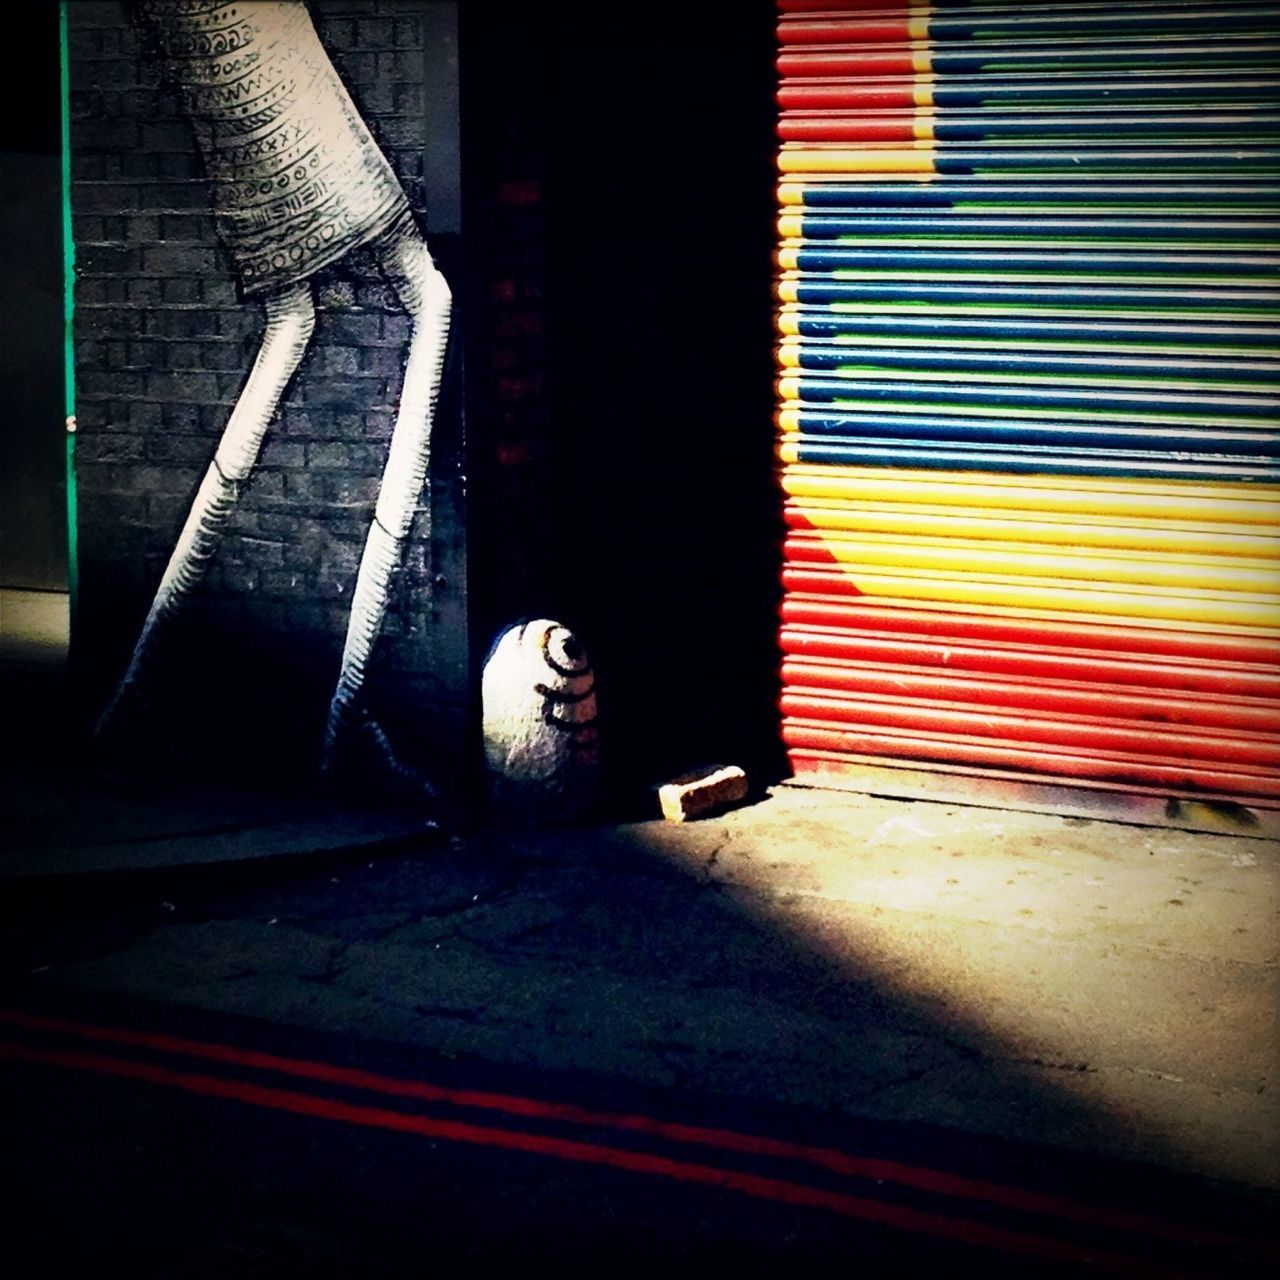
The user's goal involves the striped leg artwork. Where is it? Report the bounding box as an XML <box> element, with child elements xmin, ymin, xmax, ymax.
<box><xmin>774</xmin><ymin>0</ymin><xmax>1280</xmax><ymax>823</ymax></box>
<box><xmin>95</xmin><ymin>284</ymin><xmax>317</xmax><ymax>740</ymax></box>
<box><xmin>322</xmin><ymin>218</ymin><xmax>453</xmax><ymax>791</ymax></box>
<box><xmin>96</xmin><ymin>3</ymin><xmax>455</xmax><ymax>810</ymax></box>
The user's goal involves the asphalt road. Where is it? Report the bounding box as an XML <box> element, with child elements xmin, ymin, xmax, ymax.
<box><xmin>2</xmin><ymin>989</ymin><xmax>1275</xmax><ymax>1279</ymax></box>
<box><xmin>3</xmin><ymin>741</ymin><xmax>1277</xmax><ymax>1278</ymax></box>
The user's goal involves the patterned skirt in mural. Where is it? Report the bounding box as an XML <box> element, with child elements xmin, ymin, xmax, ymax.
<box><xmin>142</xmin><ymin>0</ymin><xmax>411</xmax><ymax>297</ymax></box>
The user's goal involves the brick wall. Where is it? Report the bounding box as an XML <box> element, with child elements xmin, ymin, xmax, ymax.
<box><xmin>68</xmin><ymin>1</ymin><xmax>468</xmax><ymax>786</ymax></box>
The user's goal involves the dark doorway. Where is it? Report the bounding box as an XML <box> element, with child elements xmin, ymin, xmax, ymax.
<box><xmin>465</xmin><ymin>5</ymin><xmax>783</xmax><ymax>796</ymax></box>
<box><xmin>0</xmin><ymin>3</ymin><xmax>66</xmax><ymax>595</ymax></box>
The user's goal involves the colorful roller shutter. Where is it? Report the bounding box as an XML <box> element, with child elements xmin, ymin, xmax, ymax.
<box><xmin>774</xmin><ymin>0</ymin><xmax>1280</xmax><ymax>823</ymax></box>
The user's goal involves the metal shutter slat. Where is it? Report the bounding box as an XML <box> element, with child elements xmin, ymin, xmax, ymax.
<box><xmin>775</xmin><ymin>0</ymin><xmax>1280</xmax><ymax>813</ymax></box>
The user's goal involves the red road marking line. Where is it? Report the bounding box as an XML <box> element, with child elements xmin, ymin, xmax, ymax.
<box><xmin>0</xmin><ymin>1039</ymin><xmax>1181</xmax><ymax>1278</ymax></box>
<box><xmin>0</xmin><ymin>1006</ymin><xmax>1249</xmax><ymax>1252</ymax></box>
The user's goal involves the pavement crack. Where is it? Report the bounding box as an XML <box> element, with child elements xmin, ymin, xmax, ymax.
<box><xmin>1022</xmin><ymin>1056</ymin><xmax>1097</xmax><ymax>1074</ymax></box>
<box><xmin>978</xmin><ymin>1048</ymin><xmax>1100</xmax><ymax>1076</ymax></box>
<box><xmin>362</xmin><ymin>913</ymin><xmax>416</xmax><ymax>943</ymax></box>
<box><xmin>849</xmin><ymin>1032</ymin><xmax>984</xmax><ymax>1101</ymax></box>
<box><xmin>855</xmin><ymin>1058</ymin><xmax>952</xmax><ymax>1100</ymax></box>
<box><xmin>301</xmin><ymin>941</ymin><xmax>349</xmax><ymax>986</ymax></box>
<box><xmin>411</xmin><ymin>1004</ymin><xmax>482</xmax><ymax>1024</ymax></box>
<box><xmin>413</xmin><ymin>874</ymin><xmax>526</xmax><ymax>922</ymax></box>
<box><xmin>469</xmin><ymin>918</ymin><xmax>556</xmax><ymax>948</ymax></box>
<box><xmin>698</xmin><ymin>831</ymin><xmax>734</xmax><ymax>883</ymax></box>
<box><xmin>1123</xmin><ymin>1066</ymin><xmax>1188</xmax><ymax>1085</ymax></box>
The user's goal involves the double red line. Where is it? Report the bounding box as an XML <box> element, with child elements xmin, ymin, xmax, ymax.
<box><xmin>0</xmin><ymin>1008</ymin><xmax>1266</xmax><ymax>1275</ymax></box>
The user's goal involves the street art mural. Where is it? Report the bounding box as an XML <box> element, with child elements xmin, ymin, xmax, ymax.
<box><xmin>93</xmin><ymin>1</ymin><xmax>453</xmax><ymax>806</ymax></box>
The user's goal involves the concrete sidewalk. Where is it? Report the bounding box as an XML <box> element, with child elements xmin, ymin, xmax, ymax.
<box><xmin>4</xmin><ymin>780</ymin><xmax>1277</xmax><ymax>1202</ymax></box>
<box><xmin>2</xmin><ymin>761</ymin><xmax>439</xmax><ymax>879</ymax></box>
<box><xmin>0</xmin><ymin>649</ymin><xmax>441</xmax><ymax>879</ymax></box>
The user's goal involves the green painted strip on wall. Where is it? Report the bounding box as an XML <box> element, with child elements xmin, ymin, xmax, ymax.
<box><xmin>60</xmin><ymin>0</ymin><xmax>77</xmax><ymax>637</ymax></box>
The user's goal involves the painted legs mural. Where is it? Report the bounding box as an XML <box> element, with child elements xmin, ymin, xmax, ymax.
<box><xmin>322</xmin><ymin>223</ymin><xmax>451</xmax><ymax>782</ymax></box>
<box><xmin>97</xmin><ymin>2</ymin><xmax>451</xmax><ymax>805</ymax></box>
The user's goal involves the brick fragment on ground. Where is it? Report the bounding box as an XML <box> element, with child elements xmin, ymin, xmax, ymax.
<box><xmin>658</xmin><ymin>765</ymin><xmax>748</xmax><ymax>823</ymax></box>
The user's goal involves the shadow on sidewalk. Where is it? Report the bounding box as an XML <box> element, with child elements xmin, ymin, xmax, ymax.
<box><xmin>2</xmin><ymin>789</ymin><xmax>1276</xmax><ymax>1274</ymax></box>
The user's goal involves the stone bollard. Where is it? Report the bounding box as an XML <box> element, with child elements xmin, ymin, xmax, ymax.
<box><xmin>481</xmin><ymin>619</ymin><xmax>601</xmax><ymax>827</ymax></box>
